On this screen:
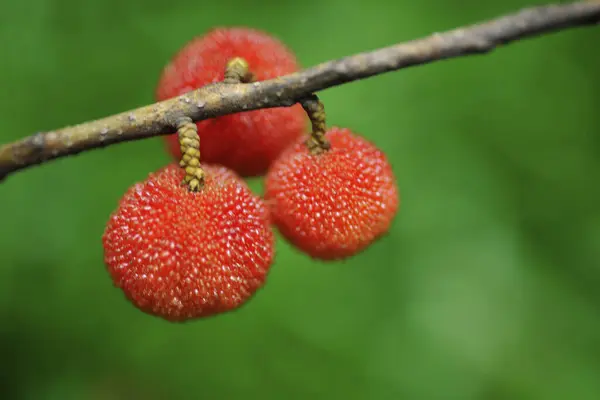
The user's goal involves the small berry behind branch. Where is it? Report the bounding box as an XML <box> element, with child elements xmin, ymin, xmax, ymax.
<box><xmin>156</xmin><ymin>27</ymin><xmax>306</xmax><ymax>177</ymax></box>
<box><xmin>102</xmin><ymin>164</ymin><xmax>275</xmax><ymax>321</ymax></box>
<box><xmin>265</xmin><ymin>127</ymin><xmax>399</xmax><ymax>260</ymax></box>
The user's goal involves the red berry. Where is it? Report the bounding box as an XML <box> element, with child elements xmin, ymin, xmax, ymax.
<box><xmin>102</xmin><ymin>163</ymin><xmax>275</xmax><ymax>321</ymax></box>
<box><xmin>265</xmin><ymin>127</ymin><xmax>399</xmax><ymax>260</ymax></box>
<box><xmin>156</xmin><ymin>27</ymin><xmax>306</xmax><ymax>177</ymax></box>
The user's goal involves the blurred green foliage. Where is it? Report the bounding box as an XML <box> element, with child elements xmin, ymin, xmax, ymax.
<box><xmin>1</xmin><ymin>0</ymin><xmax>599</xmax><ymax>398</ymax></box>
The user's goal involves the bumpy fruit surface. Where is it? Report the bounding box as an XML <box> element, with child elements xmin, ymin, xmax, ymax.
<box><xmin>102</xmin><ymin>164</ymin><xmax>275</xmax><ymax>322</ymax></box>
<box><xmin>265</xmin><ymin>127</ymin><xmax>399</xmax><ymax>260</ymax></box>
<box><xmin>156</xmin><ymin>27</ymin><xmax>306</xmax><ymax>177</ymax></box>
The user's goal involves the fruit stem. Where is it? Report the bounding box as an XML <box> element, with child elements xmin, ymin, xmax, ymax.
<box><xmin>177</xmin><ymin>117</ymin><xmax>205</xmax><ymax>192</ymax></box>
<box><xmin>224</xmin><ymin>57</ymin><xmax>255</xmax><ymax>83</ymax></box>
<box><xmin>300</xmin><ymin>94</ymin><xmax>330</xmax><ymax>154</ymax></box>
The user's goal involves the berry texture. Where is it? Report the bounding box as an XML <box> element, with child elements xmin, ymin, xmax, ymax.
<box><xmin>102</xmin><ymin>164</ymin><xmax>275</xmax><ymax>322</ymax></box>
<box><xmin>156</xmin><ymin>27</ymin><xmax>306</xmax><ymax>177</ymax></box>
<box><xmin>265</xmin><ymin>127</ymin><xmax>399</xmax><ymax>260</ymax></box>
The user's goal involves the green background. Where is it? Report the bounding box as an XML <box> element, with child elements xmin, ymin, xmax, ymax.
<box><xmin>1</xmin><ymin>0</ymin><xmax>599</xmax><ymax>398</ymax></box>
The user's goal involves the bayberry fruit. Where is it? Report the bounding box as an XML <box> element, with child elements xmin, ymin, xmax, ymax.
<box><xmin>265</xmin><ymin>127</ymin><xmax>399</xmax><ymax>260</ymax></box>
<box><xmin>156</xmin><ymin>27</ymin><xmax>306</xmax><ymax>177</ymax></box>
<box><xmin>102</xmin><ymin>163</ymin><xmax>275</xmax><ymax>322</ymax></box>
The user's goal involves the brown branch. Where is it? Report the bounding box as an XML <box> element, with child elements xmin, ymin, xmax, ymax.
<box><xmin>1</xmin><ymin>1</ymin><xmax>599</xmax><ymax>182</ymax></box>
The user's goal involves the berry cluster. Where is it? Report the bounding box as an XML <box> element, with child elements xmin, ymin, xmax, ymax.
<box><xmin>102</xmin><ymin>27</ymin><xmax>400</xmax><ymax>322</ymax></box>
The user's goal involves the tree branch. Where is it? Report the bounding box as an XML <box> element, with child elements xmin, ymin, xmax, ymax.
<box><xmin>1</xmin><ymin>1</ymin><xmax>598</xmax><ymax>182</ymax></box>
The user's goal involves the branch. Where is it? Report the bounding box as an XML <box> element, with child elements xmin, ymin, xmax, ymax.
<box><xmin>1</xmin><ymin>1</ymin><xmax>599</xmax><ymax>182</ymax></box>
